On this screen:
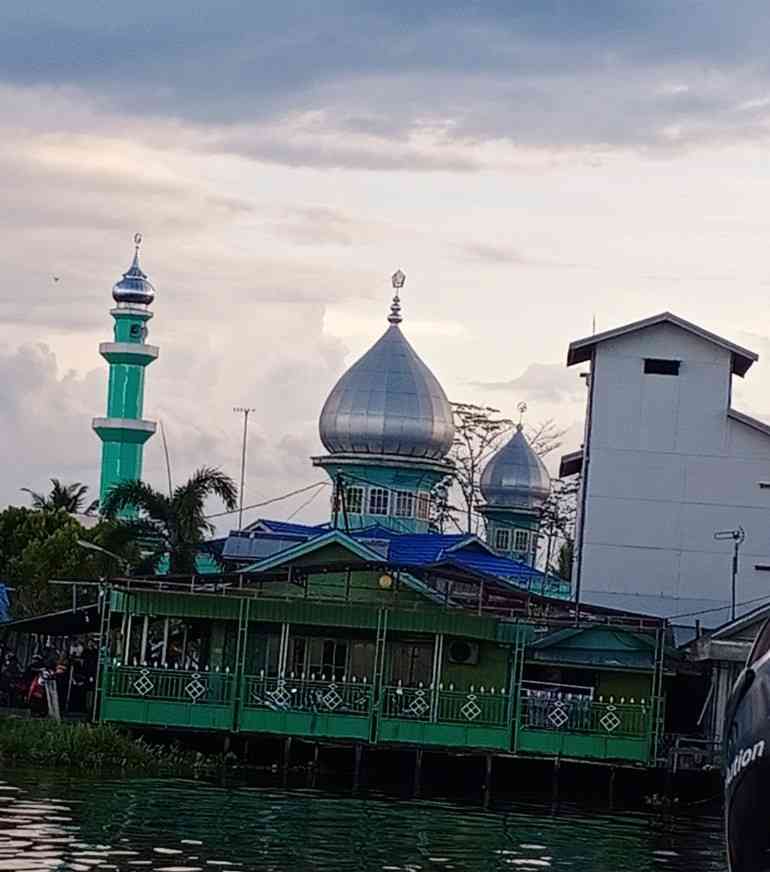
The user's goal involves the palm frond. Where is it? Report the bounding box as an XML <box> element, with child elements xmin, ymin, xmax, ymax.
<box><xmin>175</xmin><ymin>466</ymin><xmax>238</xmax><ymax>512</ymax></box>
<box><xmin>101</xmin><ymin>480</ymin><xmax>171</xmax><ymax>522</ymax></box>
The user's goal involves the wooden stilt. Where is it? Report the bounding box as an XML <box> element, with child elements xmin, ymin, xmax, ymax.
<box><xmin>483</xmin><ymin>754</ymin><xmax>493</xmax><ymax>808</ymax></box>
<box><xmin>551</xmin><ymin>757</ymin><xmax>561</xmax><ymax>808</ymax></box>
<box><xmin>608</xmin><ymin>766</ymin><xmax>616</xmax><ymax>811</ymax></box>
<box><xmin>223</xmin><ymin>734</ymin><xmax>232</xmax><ymax>755</ymax></box>
<box><xmin>353</xmin><ymin>743</ymin><xmax>364</xmax><ymax>792</ymax></box>
<box><xmin>413</xmin><ymin>748</ymin><xmax>423</xmax><ymax>797</ymax></box>
<box><xmin>282</xmin><ymin>737</ymin><xmax>293</xmax><ymax>776</ymax></box>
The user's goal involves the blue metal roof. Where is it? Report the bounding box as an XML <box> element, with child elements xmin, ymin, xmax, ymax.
<box><xmin>245</xmin><ymin>519</ymin><xmax>331</xmax><ymax>537</ymax></box>
<box><xmin>220</xmin><ymin>520</ymin><xmax>571</xmax><ymax>599</ymax></box>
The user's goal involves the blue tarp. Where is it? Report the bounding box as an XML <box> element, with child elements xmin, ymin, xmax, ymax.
<box><xmin>0</xmin><ymin>583</ymin><xmax>11</xmax><ymax>623</ymax></box>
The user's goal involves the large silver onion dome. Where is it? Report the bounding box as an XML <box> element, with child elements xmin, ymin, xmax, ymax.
<box><xmin>480</xmin><ymin>424</ymin><xmax>551</xmax><ymax>510</ymax></box>
<box><xmin>113</xmin><ymin>234</ymin><xmax>155</xmax><ymax>306</ymax></box>
<box><xmin>319</xmin><ymin>274</ymin><xmax>455</xmax><ymax>459</ymax></box>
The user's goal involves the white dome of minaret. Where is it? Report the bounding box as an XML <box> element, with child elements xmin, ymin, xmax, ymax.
<box><xmin>480</xmin><ymin>404</ymin><xmax>551</xmax><ymax>511</ymax></box>
<box><xmin>318</xmin><ymin>270</ymin><xmax>455</xmax><ymax>460</ymax></box>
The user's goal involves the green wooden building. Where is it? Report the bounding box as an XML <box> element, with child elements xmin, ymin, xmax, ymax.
<box><xmin>96</xmin><ymin>531</ymin><xmax>670</xmax><ymax>767</ymax></box>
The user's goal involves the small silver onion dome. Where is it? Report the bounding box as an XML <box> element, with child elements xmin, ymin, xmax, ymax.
<box><xmin>319</xmin><ymin>272</ymin><xmax>455</xmax><ymax>459</ymax></box>
<box><xmin>480</xmin><ymin>424</ymin><xmax>551</xmax><ymax>510</ymax></box>
<box><xmin>112</xmin><ymin>234</ymin><xmax>155</xmax><ymax>306</ymax></box>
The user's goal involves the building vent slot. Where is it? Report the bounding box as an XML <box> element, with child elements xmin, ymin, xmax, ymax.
<box><xmin>644</xmin><ymin>358</ymin><xmax>680</xmax><ymax>376</ymax></box>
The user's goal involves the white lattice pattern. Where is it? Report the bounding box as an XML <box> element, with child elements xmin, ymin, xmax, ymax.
<box><xmin>547</xmin><ymin>701</ymin><xmax>569</xmax><ymax>729</ymax></box>
<box><xmin>407</xmin><ymin>690</ymin><xmax>430</xmax><ymax>717</ymax></box>
<box><xmin>322</xmin><ymin>684</ymin><xmax>343</xmax><ymax>711</ymax></box>
<box><xmin>460</xmin><ymin>694</ymin><xmax>482</xmax><ymax>721</ymax></box>
<box><xmin>600</xmin><ymin>705</ymin><xmax>622</xmax><ymax>733</ymax></box>
<box><xmin>185</xmin><ymin>673</ymin><xmax>207</xmax><ymax>703</ymax></box>
<box><xmin>133</xmin><ymin>669</ymin><xmax>154</xmax><ymax>697</ymax></box>
<box><xmin>268</xmin><ymin>682</ymin><xmax>292</xmax><ymax>708</ymax></box>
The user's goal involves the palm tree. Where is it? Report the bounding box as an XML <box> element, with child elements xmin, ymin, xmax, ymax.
<box><xmin>100</xmin><ymin>467</ymin><xmax>237</xmax><ymax>575</ymax></box>
<box><xmin>21</xmin><ymin>479</ymin><xmax>99</xmax><ymax>514</ymax></box>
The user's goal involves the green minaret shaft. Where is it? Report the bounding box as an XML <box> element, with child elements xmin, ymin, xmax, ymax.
<box><xmin>92</xmin><ymin>239</ymin><xmax>159</xmax><ymax>506</ymax></box>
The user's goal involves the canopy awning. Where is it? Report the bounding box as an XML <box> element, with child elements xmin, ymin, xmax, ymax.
<box><xmin>0</xmin><ymin>603</ymin><xmax>102</xmax><ymax>636</ymax></box>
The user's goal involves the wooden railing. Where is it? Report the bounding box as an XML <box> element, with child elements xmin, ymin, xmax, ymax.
<box><xmin>107</xmin><ymin>664</ymin><xmax>234</xmax><ymax>705</ymax></box>
<box><xmin>243</xmin><ymin>673</ymin><xmax>373</xmax><ymax>717</ymax></box>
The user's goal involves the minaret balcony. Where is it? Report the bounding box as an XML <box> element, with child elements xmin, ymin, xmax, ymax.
<box><xmin>99</xmin><ymin>342</ymin><xmax>159</xmax><ymax>367</ymax></box>
<box><xmin>92</xmin><ymin>417</ymin><xmax>157</xmax><ymax>445</ymax></box>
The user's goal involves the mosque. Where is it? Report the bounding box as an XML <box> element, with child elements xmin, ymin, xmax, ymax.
<box><xmin>92</xmin><ymin>240</ymin><xmax>567</xmax><ymax>597</ymax></box>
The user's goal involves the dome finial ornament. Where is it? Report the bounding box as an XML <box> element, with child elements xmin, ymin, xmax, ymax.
<box><xmin>389</xmin><ymin>269</ymin><xmax>406</xmax><ymax>325</ymax></box>
<box><xmin>516</xmin><ymin>401</ymin><xmax>527</xmax><ymax>431</ymax></box>
<box><xmin>113</xmin><ymin>233</ymin><xmax>155</xmax><ymax>306</ymax></box>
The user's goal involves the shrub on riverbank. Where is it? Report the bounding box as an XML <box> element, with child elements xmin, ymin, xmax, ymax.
<box><xmin>0</xmin><ymin>718</ymin><xmax>213</xmax><ymax>772</ymax></box>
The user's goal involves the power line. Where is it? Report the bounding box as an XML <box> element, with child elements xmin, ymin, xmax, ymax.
<box><xmin>205</xmin><ymin>481</ymin><xmax>330</xmax><ymax>520</ymax></box>
<box><xmin>286</xmin><ymin>482</ymin><xmax>328</xmax><ymax>521</ymax></box>
<box><xmin>667</xmin><ymin>591</ymin><xmax>770</xmax><ymax>621</ymax></box>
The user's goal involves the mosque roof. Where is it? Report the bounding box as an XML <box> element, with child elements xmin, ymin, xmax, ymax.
<box><xmin>318</xmin><ymin>274</ymin><xmax>455</xmax><ymax>461</ymax></box>
<box><xmin>480</xmin><ymin>424</ymin><xmax>551</xmax><ymax>511</ymax></box>
<box><xmin>113</xmin><ymin>234</ymin><xmax>155</xmax><ymax>306</ymax></box>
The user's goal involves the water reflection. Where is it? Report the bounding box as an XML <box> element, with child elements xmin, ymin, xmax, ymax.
<box><xmin>0</xmin><ymin>771</ymin><xmax>726</xmax><ymax>871</ymax></box>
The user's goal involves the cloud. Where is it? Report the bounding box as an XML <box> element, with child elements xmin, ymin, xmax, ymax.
<box><xmin>475</xmin><ymin>363</ymin><xmax>586</xmax><ymax>404</ymax></box>
<box><xmin>5</xmin><ymin>4</ymin><xmax>770</xmax><ymax>168</ymax></box>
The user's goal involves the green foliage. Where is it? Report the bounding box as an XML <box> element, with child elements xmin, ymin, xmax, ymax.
<box><xmin>0</xmin><ymin>507</ymin><xmax>133</xmax><ymax>618</ymax></box>
<box><xmin>557</xmin><ymin>539</ymin><xmax>574</xmax><ymax>581</ymax></box>
<box><xmin>101</xmin><ymin>466</ymin><xmax>237</xmax><ymax>575</ymax></box>
<box><xmin>21</xmin><ymin>479</ymin><xmax>98</xmax><ymax>514</ymax></box>
<box><xmin>0</xmin><ymin>718</ymin><xmax>214</xmax><ymax>772</ymax></box>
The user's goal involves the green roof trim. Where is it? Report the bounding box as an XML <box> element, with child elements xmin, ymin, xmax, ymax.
<box><xmin>242</xmin><ymin>529</ymin><xmax>386</xmax><ymax>574</ymax></box>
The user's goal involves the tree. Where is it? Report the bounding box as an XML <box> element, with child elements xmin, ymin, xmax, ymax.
<box><xmin>539</xmin><ymin>476</ymin><xmax>580</xmax><ymax>578</ymax></box>
<box><xmin>21</xmin><ymin>479</ymin><xmax>99</xmax><ymax>515</ymax></box>
<box><xmin>450</xmin><ymin>403</ymin><xmax>513</xmax><ymax>534</ymax></box>
<box><xmin>448</xmin><ymin>402</ymin><xmax>568</xmax><ymax>535</ymax></box>
<box><xmin>101</xmin><ymin>467</ymin><xmax>238</xmax><ymax>575</ymax></box>
<box><xmin>0</xmin><ymin>507</ymin><xmax>121</xmax><ymax>618</ymax></box>
<box><xmin>557</xmin><ymin>539</ymin><xmax>574</xmax><ymax>581</ymax></box>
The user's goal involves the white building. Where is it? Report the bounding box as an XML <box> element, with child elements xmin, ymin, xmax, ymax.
<box><xmin>561</xmin><ymin>312</ymin><xmax>770</xmax><ymax>627</ymax></box>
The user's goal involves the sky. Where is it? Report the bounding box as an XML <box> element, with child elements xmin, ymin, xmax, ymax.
<box><xmin>5</xmin><ymin>1</ymin><xmax>770</xmax><ymax>529</ymax></box>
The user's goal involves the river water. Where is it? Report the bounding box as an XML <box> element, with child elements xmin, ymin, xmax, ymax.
<box><xmin>0</xmin><ymin>769</ymin><xmax>726</xmax><ymax>871</ymax></box>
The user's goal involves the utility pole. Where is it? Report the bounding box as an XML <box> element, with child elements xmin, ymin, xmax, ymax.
<box><xmin>714</xmin><ymin>527</ymin><xmax>746</xmax><ymax>621</ymax></box>
<box><xmin>234</xmin><ymin>407</ymin><xmax>256</xmax><ymax>531</ymax></box>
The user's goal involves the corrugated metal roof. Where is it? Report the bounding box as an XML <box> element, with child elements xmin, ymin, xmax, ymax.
<box><xmin>220</xmin><ymin>523</ymin><xmax>570</xmax><ymax>597</ymax></box>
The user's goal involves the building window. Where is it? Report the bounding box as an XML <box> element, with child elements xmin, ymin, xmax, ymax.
<box><xmin>345</xmin><ymin>486</ymin><xmax>364</xmax><ymax>514</ymax></box>
<box><xmin>644</xmin><ymin>358</ymin><xmax>680</xmax><ymax>376</ymax></box>
<box><xmin>416</xmin><ymin>493</ymin><xmax>430</xmax><ymax>520</ymax></box>
<box><xmin>495</xmin><ymin>529</ymin><xmax>511</xmax><ymax>551</ymax></box>
<box><xmin>394</xmin><ymin>491</ymin><xmax>414</xmax><ymax>518</ymax></box>
<box><xmin>368</xmin><ymin>487</ymin><xmax>389</xmax><ymax>516</ymax></box>
<box><xmin>513</xmin><ymin>529</ymin><xmax>530</xmax><ymax>552</ymax></box>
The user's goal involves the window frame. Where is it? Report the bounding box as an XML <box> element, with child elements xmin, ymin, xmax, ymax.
<box><xmin>345</xmin><ymin>486</ymin><xmax>364</xmax><ymax>515</ymax></box>
<box><xmin>513</xmin><ymin>529</ymin><xmax>530</xmax><ymax>553</ymax></box>
<box><xmin>416</xmin><ymin>493</ymin><xmax>430</xmax><ymax>520</ymax></box>
<box><xmin>394</xmin><ymin>490</ymin><xmax>415</xmax><ymax>518</ymax></box>
<box><xmin>368</xmin><ymin>487</ymin><xmax>390</xmax><ymax>516</ymax></box>
<box><xmin>495</xmin><ymin>528</ymin><xmax>511</xmax><ymax>551</ymax></box>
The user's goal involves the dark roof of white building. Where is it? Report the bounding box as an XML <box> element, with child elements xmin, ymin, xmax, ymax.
<box><xmin>567</xmin><ymin>311</ymin><xmax>758</xmax><ymax>377</ymax></box>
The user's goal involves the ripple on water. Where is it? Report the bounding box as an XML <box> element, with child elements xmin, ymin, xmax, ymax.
<box><xmin>0</xmin><ymin>771</ymin><xmax>727</xmax><ymax>872</ymax></box>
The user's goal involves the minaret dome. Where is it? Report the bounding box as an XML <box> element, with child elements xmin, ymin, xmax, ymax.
<box><xmin>112</xmin><ymin>233</ymin><xmax>155</xmax><ymax>306</ymax></box>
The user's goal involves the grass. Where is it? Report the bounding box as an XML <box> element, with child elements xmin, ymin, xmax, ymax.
<box><xmin>0</xmin><ymin>717</ymin><xmax>216</xmax><ymax>773</ymax></box>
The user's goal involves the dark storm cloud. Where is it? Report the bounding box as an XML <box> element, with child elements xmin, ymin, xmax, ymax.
<box><xmin>5</xmin><ymin>1</ymin><xmax>770</xmax><ymax>157</ymax></box>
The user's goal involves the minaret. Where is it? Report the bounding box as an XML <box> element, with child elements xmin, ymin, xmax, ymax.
<box><xmin>92</xmin><ymin>234</ymin><xmax>159</xmax><ymax>508</ymax></box>
<box><xmin>313</xmin><ymin>271</ymin><xmax>455</xmax><ymax>533</ymax></box>
<box><xmin>478</xmin><ymin>404</ymin><xmax>551</xmax><ymax>565</ymax></box>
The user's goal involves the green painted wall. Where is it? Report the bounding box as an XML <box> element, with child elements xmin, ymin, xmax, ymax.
<box><xmin>596</xmin><ymin>671</ymin><xmax>652</xmax><ymax>701</ymax></box>
<box><xmin>318</xmin><ymin>460</ymin><xmax>446</xmax><ymax>533</ymax></box>
<box><xmin>96</xmin><ymin>306</ymin><xmax>156</xmax><ymax>505</ymax></box>
<box><xmin>441</xmin><ymin>639</ymin><xmax>509</xmax><ymax>690</ymax></box>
